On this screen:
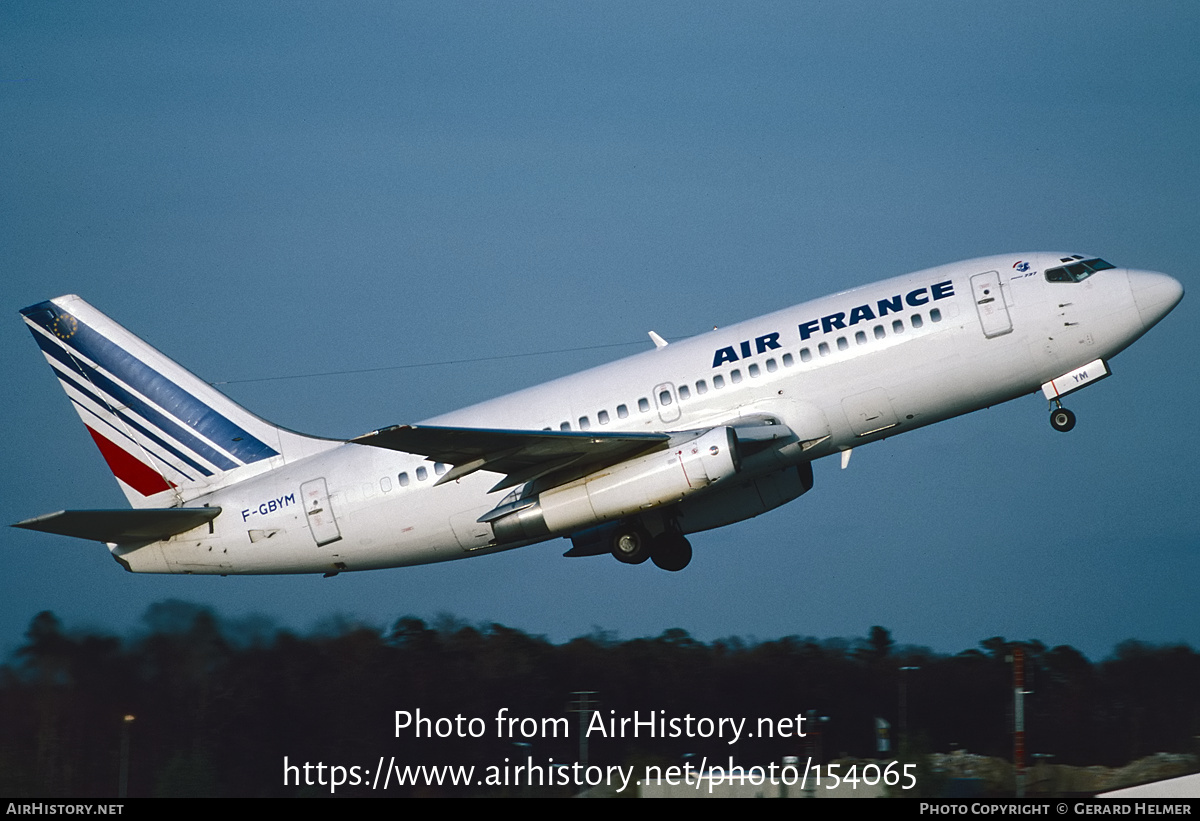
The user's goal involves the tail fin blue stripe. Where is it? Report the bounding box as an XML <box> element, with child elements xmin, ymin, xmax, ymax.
<box><xmin>27</xmin><ymin>327</ymin><xmax>239</xmax><ymax>472</ymax></box>
<box><xmin>22</xmin><ymin>302</ymin><xmax>279</xmax><ymax>467</ymax></box>
<box><xmin>57</xmin><ymin>366</ymin><xmax>207</xmax><ymax>480</ymax></box>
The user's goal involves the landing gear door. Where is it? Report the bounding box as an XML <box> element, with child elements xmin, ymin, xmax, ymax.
<box><xmin>301</xmin><ymin>478</ymin><xmax>342</xmax><ymax>547</ymax></box>
<box><xmin>970</xmin><ymin>271</ymin><xmax>1013</xmax><ymax>339</ymax></box>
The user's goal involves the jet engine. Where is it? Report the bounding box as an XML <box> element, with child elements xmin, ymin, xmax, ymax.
<box><xmin>484</xmin><ymin>426</ymin><xmax>738</xmax><ymax>543</ymax></box>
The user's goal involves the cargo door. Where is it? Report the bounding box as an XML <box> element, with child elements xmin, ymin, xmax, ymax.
<box><xmin>842</xmin><ymin>388</ymin><xmax>899</xmax><ymax>437</ymax></box>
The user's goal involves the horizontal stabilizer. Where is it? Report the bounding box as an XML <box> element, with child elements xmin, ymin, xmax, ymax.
<box><xmin>13</xmin><ymin>508</ymin><xmax>221</xmax><ymax>544</ymax></box>
<box><xmin>351</xmin><ymin>425</ymin><xmax>670</xmax><ymax>491</ymax></box>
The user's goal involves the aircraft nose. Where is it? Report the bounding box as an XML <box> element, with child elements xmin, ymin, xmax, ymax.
<box><xmin>1127</xmin><ymin>269</ymin><xmax>1184</xmax><ymax>331</ymax></box>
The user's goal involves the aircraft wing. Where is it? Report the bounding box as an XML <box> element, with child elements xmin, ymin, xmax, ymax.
<box><xmin>351</xmin><ymin>425</ymin><xmax>670</xmax><ymax>491</ymax></box>
<box><xmin>13</xmin><ymin>508</ymin><xmax>222</xmax><ymax>544</ymax></box>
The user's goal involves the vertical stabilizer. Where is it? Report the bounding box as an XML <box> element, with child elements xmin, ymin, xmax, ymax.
<box><xmin>20</xmin><ymin>295</ymin><xmax>338</xmax><ymax>508</ymax></box>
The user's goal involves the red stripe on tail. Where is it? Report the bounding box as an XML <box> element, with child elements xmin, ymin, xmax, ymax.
<box><xmin>85</xmin><ymin>426</ymin><xmax>176</xmax><ymax>496</ymax></box>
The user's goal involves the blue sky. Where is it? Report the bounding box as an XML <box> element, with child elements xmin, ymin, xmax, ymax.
<box><xmin>2</xmin><ymin>2</ymin><xmax>1197</xmax><ymax>661</ymax></box>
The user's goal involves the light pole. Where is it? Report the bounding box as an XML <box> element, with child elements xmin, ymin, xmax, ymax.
<box><xmin>899</xmin><ymin>666</ymin><xmax>919</xmax><ymax>757</ymax></box>
<box><xmin>513</xmin><ymin>742</ymin><xmax>532</xmax><ymax>797</ymax></box>
<box><xmin>1012</xmin><ymin>647</ymin><xmax>1027</xmax><ymax>799</ymax></box>
<box><xmin>568</xmin><ymin>691</ymin><xmax>597</xmax><ymax>797</ymax></box>
<box><xmin>118</xmin><ymin>714</ymin><xmax>135</xmax><ymax>798</ymax></box>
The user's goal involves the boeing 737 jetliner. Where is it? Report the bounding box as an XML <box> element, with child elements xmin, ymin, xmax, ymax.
<box><xmin>14</xmin><ymin>253</ymin><xmax>1183</xmax><ymax>574</ymax></box>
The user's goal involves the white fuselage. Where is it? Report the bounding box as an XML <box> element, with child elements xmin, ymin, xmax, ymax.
<box><xmin>112</xmin><ymin>253</ymin><xmax>1179</xmax><ymax>574</ymax></box>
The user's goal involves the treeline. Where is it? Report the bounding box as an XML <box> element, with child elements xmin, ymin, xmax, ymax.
<box><xmin>1</xmin><ymin>601</ymin><xmax>1197</xmax><ymax>796</ymax></box>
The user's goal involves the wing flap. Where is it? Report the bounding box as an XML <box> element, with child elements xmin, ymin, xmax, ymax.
<box><xmin>351</xmin><ymin>425</ymin><xmax>670</xmax><ymax>490</ymax></box>
<box><xmin>13</xmin><ymin>508</ymin><xmax>222</xmax><ymax>543</ymax></box>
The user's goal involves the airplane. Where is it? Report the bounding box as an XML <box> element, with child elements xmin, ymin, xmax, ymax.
<box><xmin>13</xmin><ymin>253</ymin><xmax>1184</xmax><ymax>575</ymax></box>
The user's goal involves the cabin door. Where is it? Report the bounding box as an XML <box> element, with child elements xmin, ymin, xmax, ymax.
<box><xmin>970</xmin><ymin>271</ymin><xmax>1013</xmax><ymax>338</ymax></box>
<box><xmin>301</xmin><ymin>478</ymin><xmax>342</xmax><ymax>547</ymax></box>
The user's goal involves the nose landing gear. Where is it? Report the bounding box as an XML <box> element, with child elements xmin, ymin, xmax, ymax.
<box><xmin>1049</xmin><ymin>402</ymin><xmax>1076</xmax><ymax>433</ymax></box>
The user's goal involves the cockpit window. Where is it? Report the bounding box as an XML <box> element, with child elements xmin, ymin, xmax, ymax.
<box><xmin>1044</xmin><ymin>258</ymin><xmax>1116</xmax><ymax>283</ymax></box>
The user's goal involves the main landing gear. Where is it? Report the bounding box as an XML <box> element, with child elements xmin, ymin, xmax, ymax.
<box><xmin>1049</xmin><ymin>401</ymin><xmax>1076</xmax><ymax>433</ymax></box>
<box><xmin>611</xmin><ymin>526</ymin><xmax>652</xmax><ymax>564</ymax></box>
<box><xmin>650</xmin><ymin>533</ymin><xmax>692</xmax><ymax>572</ymax></box>
<box><xmin>610</xmin><ymin>525</ymin><xmax>693</xmax><ymax>572</ymax></box>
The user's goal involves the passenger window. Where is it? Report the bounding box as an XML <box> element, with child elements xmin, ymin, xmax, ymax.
<box><xmin>399</xmin><ymin>472</ymin><xmax>410</xmax><ymax>487</ymax></box>
<box><xmin>766</xmin><ymin>358</ymin><xmax>777</xmax><ymax>372</ymax></box>
<box><xmin>911</xmin><ymin>313</ymin><xmax>923</xmax><ymax>329</ymax></box>
<box><xmin>617</xmin><ymin>404</ymin><xmax>629</xmax><ymax>418</ymax></box>
<box><xmin>416</xmin><ymin>466</ymin><xmax>428</xmax><ymax>481</ymax></box>
<box><xmin>714</xmin><ymin>375</ymin><xmax>725</xmax><ymax>389</ymax></box>
<box><xmin>696</xmin><ymin>380</ymin><xmax>708</xmax><ymax>395</ymax></box>
<box><xmin>837</xmin><ymin>337</ymin><xmax>849</xmax><ymax>351</ymax></box>
<box><xmin>874</xmin><ymin>325</ymin><xmax>886</xmax><ymax>340</ymax></box>
<box><xmin>658</xmin><ymin>390</ymin><xmax>672</xmax><ymax>406</ymax></box>
<box><xmin>892</xmin><ymin>319</ymin><xmax>905</xmax><ymax>334</ymax></box>
<box><xmin>855</xmin><ymin>331</ymin><xmax>867</xmax><ymax>345</ymax></box>
<box><xmin>800</xmin><ymin>348</ymin><xmax>812</xmax><ymax>362</ymax></box>
<box><xmin>638</xmin><ymin>398</ymin><xmax>650</xmax><ymax>412</ymax></box>
<box><xmin>818</xmin><ymin>342</ymin><xmax>830</xmax><ymax>357</ymax></box>
<box><xmin>435</xmin><ymin>462</ymin><xmax>447</xmax><ymax>476</ymax></box>
<box><xmin>782</xmin><ymin>353</ymin><xmax>794</xmax><ymax>367</ymax></box>
<box><xmin>560</xmin><ymin>421</ymin><xmax>571</xmax><ymax>431</ymax></box>
<box><xmin>930</xmin><ymin>308</ymin><xmax>942</xmax><ymax>322</ymax></box>
<box><xmin>748</xmin><ymin>363</ymin><xmax>760</xmax><ymax>377</ymax></box>
<box><xmin>730</xmin><ymin>369</ymin><xmax>742</xmax><ymax>383</ymax></box>
<box><xmin>598</xmin><ymin>409</ymin><xmax>610</xmax><ymax>425</ymax></box>
<box><xmin>678</xmin><ymin>384</ymin><xmax>691</xmax><ymax>400</ymax></box>
<box><xmin>578</xmin><ymin>416</ymin><xmax>590</xmax><ymax>430</ymax></box>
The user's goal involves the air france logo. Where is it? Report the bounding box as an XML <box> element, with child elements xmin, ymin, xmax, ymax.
<box><xmin>797</xmin><ymin>280</ymin><xmax>955</xmax><ymax>342</ymax></box>
<box><xmin>711</xmin><ymin>334</ymin><xmax>782</xmax><ymax>367</ymax></box>
<box><xmin>711</xmin><ymin>280</ymin><xmax>956</xmax><ymax>367</ymax></box>
<box><xmin>1013</xmin><ymin>261</ymin><xmax>1030</xmax><ymax>272</ymax></box>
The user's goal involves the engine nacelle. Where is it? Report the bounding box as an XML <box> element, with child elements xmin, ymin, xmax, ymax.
<box><xmin>675</xmin><ymin>461</ymin><xmax>813</xmax><ymax>535</ymax></box>
<box><xmin>488</xmin><ymin>426</ymin><xmax>738</xmax><ymax>543</ymax></box>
